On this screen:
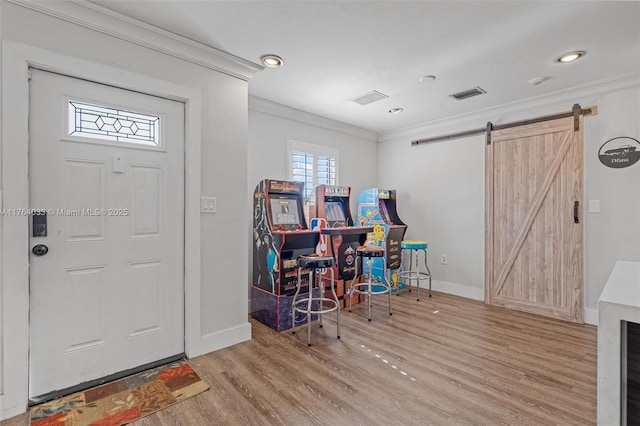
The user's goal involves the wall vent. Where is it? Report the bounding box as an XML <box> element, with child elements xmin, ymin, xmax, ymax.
<box><xmin>350</xmin><ymin>90</ymin><xmax>389</xmax><ymax>106</ymax></box>
<box><xmin>449</xmin><ymin>87</ymin><xmax>487</xmax><ymax>101</ymax></box>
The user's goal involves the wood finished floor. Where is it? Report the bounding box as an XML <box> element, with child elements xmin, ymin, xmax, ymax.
<box><xmin>4</xmin><ymin>292</ymin><xmax>596</xmax><ymax>425</ymax></box>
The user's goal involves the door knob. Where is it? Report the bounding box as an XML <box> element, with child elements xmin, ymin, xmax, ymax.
<box><xmin>32</xmin><ymin>244</ymin><xmax>49</xmax><ymax>256</ymax></box>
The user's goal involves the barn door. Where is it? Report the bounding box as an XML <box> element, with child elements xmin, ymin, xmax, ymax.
<box><xmin>485</xmin><ymin>116</ymin><xmax>583</xmax><ymax>323</ymax></box>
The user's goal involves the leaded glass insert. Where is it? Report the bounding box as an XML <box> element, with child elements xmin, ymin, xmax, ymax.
<box><xmin>68</xmin><ymin>101</ymin><xmax>160</xmax><ymax>146</ymax></box>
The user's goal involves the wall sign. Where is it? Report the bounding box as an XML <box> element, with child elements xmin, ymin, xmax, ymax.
<box><xmin>598</xmin><ymin>137</ymin><xmax>640</xmax><ymax>169</ymax></box>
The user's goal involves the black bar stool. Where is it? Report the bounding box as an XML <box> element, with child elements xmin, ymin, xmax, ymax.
<box><xmin>348</xmin><ymin>246</ymin><xmax>392</xmax><ymax>321</ymax></box>
<box><xmin>399</xmin><ymin>240</ymin><xmax>431</xmax><ymax>301</ymax></box>
<box><xmin>292</xmin><ymin>255</ymin><xmax>340</xmax><ymax>346</ymax></box>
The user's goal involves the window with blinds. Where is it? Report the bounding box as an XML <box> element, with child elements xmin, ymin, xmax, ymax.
<box><xmin>289</xmin><ymin>141</ymin><xmax>338</xmax><ymax>203</ymax></box>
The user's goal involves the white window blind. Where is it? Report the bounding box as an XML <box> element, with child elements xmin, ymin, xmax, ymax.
<box><xmin>289</xmin><ymin>140</ymin><xmax>339</xmax><ymax>203</ymax></box>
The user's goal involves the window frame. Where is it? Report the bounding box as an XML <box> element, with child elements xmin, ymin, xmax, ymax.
<box><xmin>63</xmin><ymin>96</ymin><xmax>165</xmax><ymax>152</ymax></box>
<box><xmin>287</xmin><ymin>139</ymin><xmax>339</xmax><ymax>203</ymax></box>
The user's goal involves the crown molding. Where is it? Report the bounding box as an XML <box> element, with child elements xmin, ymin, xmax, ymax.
<box><xmin>249</xmin><ymin>95</ymin><xmax>378</xmax><ymax>142</ymax></box>
<box><xmin>6</xmin><ymin>0</ymin><xmax>263</xmax><ymax>81</ymax></box>
<box><xmin>378</xmin><ymin>73</ymin><xmax>640</xmax><ymax>143</ymax></box>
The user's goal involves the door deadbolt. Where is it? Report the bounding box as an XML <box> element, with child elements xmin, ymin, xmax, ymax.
<box><xmin>32</xmin><ymin>244</ymin><xmax>49</xmax><ymax>256</ymax></box>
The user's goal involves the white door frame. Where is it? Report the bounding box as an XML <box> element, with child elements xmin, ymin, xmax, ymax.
<box><xmin>1</xmin><ymin>41</ymin><xmax>203</xmax><ymax>417</ymax></box>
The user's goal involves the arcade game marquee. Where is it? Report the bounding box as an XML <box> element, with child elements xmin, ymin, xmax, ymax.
<box><xmin>310</xmin><ymin>185</ymin><xmax>372</xmax><ymax>308</ymax></box>
<box><xmin>356</xmin><ymin>188</ymin><xmax>408</xmax><ymax>292</ymax></box>
<box><xmin>252</xmin><ymin>179</ymin><xmax>320</xmax><ymax>331</ymax></box>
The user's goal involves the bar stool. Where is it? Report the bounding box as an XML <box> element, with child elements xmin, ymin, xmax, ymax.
<box><xmin>349</xmin><ymin>246</ymin><xmax>392</xmax><ymax>321</ymax></box>
<box><xmin>292</xmin><ymin>255</ymin><xmax>340</xmax><ymax>346</ymax></box>
<box><xmin>399</xmin><ymin>240</ymin><xmax>431</xmax><ymax>301</ymax></box>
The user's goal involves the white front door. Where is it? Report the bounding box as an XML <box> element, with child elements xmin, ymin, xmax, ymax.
<box><xmin>28</xmin><ymin>69</ymin><xmax>185</xmax><ymax>398</ymax></box>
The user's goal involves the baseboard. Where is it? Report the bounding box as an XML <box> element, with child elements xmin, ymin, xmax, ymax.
<box><xmin>196</xmin><ymin>322</ymin><xmax>252</xmax><ymax>356</ymax></box>
<box><xmin>584</xmin><ymin>307</ymin><xmax>598</xmax><ymax>326</ymax></box>
<box><xmin>0</xmin><ymin>401</ymin><xmax>26</xmax><ymax>421</ymax></box>
<box><xmin>432</xmin><ymin>280</ymin><xmax>484</xmax><ymax>301</ymax></box>
<box><xmin>432</xmin><ymin>281</ymin><xmax>599</xmax><ymax>326</ymax></box>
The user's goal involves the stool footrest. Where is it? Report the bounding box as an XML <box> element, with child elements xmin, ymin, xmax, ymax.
<box><xmin>350</xmin><ymin>282</ymin><xmax>392</xmax><ymax>295</ymax></box>
<box><xmin>399</xmin><ymin>271</ymin><xmax>430</xmax><ymax>279</ymax></box>
<box><xmin>293</xmin><ymin>298</ymin><xmax>339</xmax><ymax>315</ymax></box>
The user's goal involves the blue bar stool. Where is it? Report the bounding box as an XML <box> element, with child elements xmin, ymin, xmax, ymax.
<box><xmin>292</xmin><ymin>255</ymin><xmax>340</xmax><ymax>346</ymax></box>
<box><xmin>349</xmin><ymin>246</ymin><xmax>392</xmax><ymax>321</ymax></box>
<box><xmin>399</xmin><ymin>240</ymin><xmax>431</xmax><ymax>301</ymax></box>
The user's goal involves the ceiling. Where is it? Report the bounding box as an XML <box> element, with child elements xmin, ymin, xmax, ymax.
<box><xmin>90</xmin><ymin>1</ymin><xmax>640</xmax><ymax>134</ymax></box>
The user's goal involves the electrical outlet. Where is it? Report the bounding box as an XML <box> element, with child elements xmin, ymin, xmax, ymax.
<box><xmin>441</xmin><ymin>254</ymin><xmax>448</xmax><ymax>265</ymax></box>
<box><xmin>200</xmin><ymin>196</ymin><xmax>216</xmax><ymax>213</ymax></box>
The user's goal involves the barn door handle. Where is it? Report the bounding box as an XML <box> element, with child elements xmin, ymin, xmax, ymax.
<box><xmin>574</xmin><ymin>201</ymin><xmax>579</xmax><ymax>224</ymax></box>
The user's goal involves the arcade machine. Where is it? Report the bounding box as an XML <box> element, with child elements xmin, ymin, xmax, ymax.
<box><xmin>309</xmin><ymin>185</ymin><xmax>373</xmax><ymax>308</ymax></box>
<box><xmin>356</xmin><ymin>188</ymin><xmax>407</xmax><ymax>293</ymax></box>
<box><xmin>252</xmin><ymin>179</ymin><xmax>320</xmax><ymax>331</ymax></box>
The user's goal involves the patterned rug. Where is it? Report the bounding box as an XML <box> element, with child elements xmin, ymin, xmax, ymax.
<box><xmin>29</xmin><ymin>359</ymin><xmax>209</xmax><ymax>426</ymax></box>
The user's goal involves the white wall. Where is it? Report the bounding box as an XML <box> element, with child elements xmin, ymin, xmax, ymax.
<box><xmin>248</xmin><ymin>97</ymin><xmax>378</xmax><ymax>218</ymax></box>
<box><xmin>583</xmin><ymin>88</ymin><xmax>640</xmax><ymax>314</ymax></box>
<box><xmin>378</xmin><ymin>77</ymin><xmax>640</xmax><ymax>322</ymax></box>
<box><xmin>0</xmin><ymin>1</ymin><xmax>254</xmax><ymax>418</ymax></box>
<box><xmin>378</xmin><ymin>131</ymin><xmax>486</xmax><ymax>299</ymax></box>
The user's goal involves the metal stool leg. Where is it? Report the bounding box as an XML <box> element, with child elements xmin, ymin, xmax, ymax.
<box><xmin>292</xmin><ymin>267</ymin><xmax>303</xmax><ymax>336</ymax></box>
<box><xmin>414</xmin><ymin>250</ymin><xmax>420</xmax><ymax>301</ymax></box>
<box><xmin>367</xmin><ymin>257</ymin><xmax>373</xmax><ymax>321</ymax></box>
<box><xmin>387</xmin><ymin>269</ymin><xmax>392</xmax><ymax>316</ymax></box>
<box><xmin>328</xmin><ymin>267</ymin><xmax>340</xmax><ymax>339</ymax></box>
<box><xmin>349</xmin><ymin>259</ymin><xmax>356</xmax><ymax>313</ymax></box>
<box><xmin>317</xmin><ymin>269</ymin><xmax>323</xmax><ymax>329</ymax></box>
<box><xmin>383</xmin><ymin>266</ymin><xmax>393</xmax><ymax>315</ymax></box>
<box><xmin>423</xmin><ymin>248</ymin><xmax>432</xmax><ymax>298</ymax></box>
<box><xmin>397</xmin><ymin>249</ymin><xmax>404</xmax><ymax>296</ymax></box>
<box><xmin>408</xmin><ymin>249</ymin><xmax>414</xmax><ymax>294</ymax></box>
<box><xmin>307</xmin><ymin>268</ymin><xmax>313</xmax><ymax>346</ymax></box>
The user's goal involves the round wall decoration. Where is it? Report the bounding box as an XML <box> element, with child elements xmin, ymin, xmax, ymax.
<box><xmin>598</xmin><ymin>136</ymin><xmax>640</xmax><ymax>169</ymax></box>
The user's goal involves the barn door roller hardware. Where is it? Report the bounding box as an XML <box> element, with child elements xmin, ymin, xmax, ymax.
<box><xmin>572</xmin><ymin>103</ymin><xmax>582</xmax><ymax>131</ymax></box>
<box><xmin>411</xmin><ymin>104</ymin><xmax>596</xmax><ymax>146</ymax></box>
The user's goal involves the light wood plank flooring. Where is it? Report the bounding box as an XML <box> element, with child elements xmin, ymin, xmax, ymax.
<box><xmin>3</xmin><ymin>292</ymin><xmax>596</xmax><ymax>425</ymax></box>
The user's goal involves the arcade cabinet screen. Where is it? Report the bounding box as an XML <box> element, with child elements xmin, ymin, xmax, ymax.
<box><xmin>270</xmin><ymin>196</ymin><xmax>301</xmax><ymax>226</ymax></box>
<box><xmin>379</xmin><ymin>200</ymin><xmax>391</xmax><ymax>223</ymax></box>
<box><xmin>324</xmin><ymin>202</ymin><xmax>347</xmax><ymax>223</ymax></box>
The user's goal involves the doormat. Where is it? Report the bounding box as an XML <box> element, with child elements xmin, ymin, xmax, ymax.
<box><xmin>29</xmin><ymin>359</ymin><xmax>209</xmax><ymax>426</ymax></box>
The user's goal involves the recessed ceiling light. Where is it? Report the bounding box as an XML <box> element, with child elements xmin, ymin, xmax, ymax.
<box><xmin>260</xmin><ymin>54</ymin><xmax>283</xmax><ymax>68</ymax></box>
<box><xmin>418</xmin><ymin>75</ymin><xmax>436</xmax><ymax>83</ymax></box>
<box><xmin>389</xmin><ymin>108</ymin><xmax>404</xmax><ymax>114</ymax></box>
<box><xmin>555</xmin><ymin>51</ymin><xmax>585</xmax><ymax>63</ymax></box>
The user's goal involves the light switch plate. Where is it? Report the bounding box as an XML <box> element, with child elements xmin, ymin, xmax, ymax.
<box><xmin>589</xmin><ymin>199</ymin><xmax>600</xmax><ymax>213</ymax></box>
<box><xmin>200</xmin><ymin>196</ymin><xmax>216</xmax><ymax>213</ymax></box>
<box><xmin>112</xmin><ymin>155</ymin><xmax>124</xmax><ymax>173</ymax></box>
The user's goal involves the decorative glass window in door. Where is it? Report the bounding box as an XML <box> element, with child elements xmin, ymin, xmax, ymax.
<box><xmin>68</xmin><ymin>100</ymin><xmax>160</xmax><ymax>146</ymax></box>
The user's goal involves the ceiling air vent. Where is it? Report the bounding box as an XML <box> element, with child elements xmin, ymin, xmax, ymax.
<box><xmin>350</xmin><ymin>90</ymin><xmax>389</xmax><ymax>106</ymax></box>
<box><xmin>449</xmin><ymin>87</ymin><xmax>487</xmax><ymax>101</ymax></box>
